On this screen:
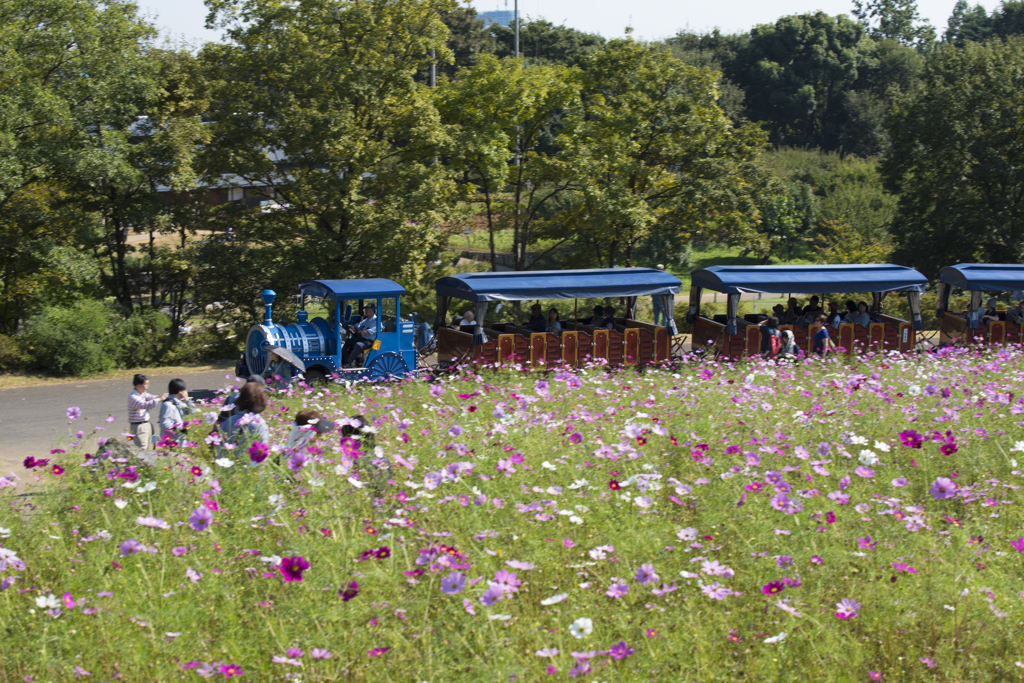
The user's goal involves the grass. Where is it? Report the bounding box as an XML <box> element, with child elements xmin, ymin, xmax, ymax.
<box><xmin>2</xmin><ymin>348</ymin><xmax>1023</xmax><ymax>681</ymax></box>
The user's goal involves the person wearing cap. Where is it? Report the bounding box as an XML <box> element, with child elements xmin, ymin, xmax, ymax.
<box><xmin>343</xmin><ymin>303</ymin><xmax>377</xmax><ymax>366</ymax></box>
<box><xmin>285</xmin><ymin>410</ymin><xmax>336</xmax><ymax>450</ymax></box>
<box><xmin>652</xmin><ymin>264</ymin><xmax>667</xmax><ymax>325</ymax></box>
<box><xmin>127</xmin><ymin>374</ymin><xmax>167</xmax><ymax>450</ymax></box>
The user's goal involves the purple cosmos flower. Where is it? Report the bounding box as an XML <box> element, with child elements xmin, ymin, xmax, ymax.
<box><xmin>186</xmin><ymin>567</ymin><xmax>202</xmax><ymax>583</ymax></box>
<box><xmin>919</xmin><ymin>658</ymin><xmax>936</xmax><ymax>668</ymax></box>
<box><xmin>854</xmin><ymin>466</ymin><xmax>875</xmax><ymax>479</ymax></box>
<box><xmin>506</xmin><ymin>560</ymin><xmax>535</xmax><ymax>570</ymax></box>
<box><xmin>479</xmin><ymin>586</ymin><xmax>503</xmax><ymax>606</ymax></box>
<box><xmin>339</xmin><ymin>581</ymin><xmax>359</xmax><ymax>601</ymax></box>
<box><xmin>605</xmin><ymin>582</ymin><xmax>630</xmax><ymax>599</ymax></box>
<box><xmin>120</xmin><ymin>539</ymin><xmax>141</xmax><ymax>556</ymax></box>
<box><xmin>286</xmin><ymin>648</ymin><xmax>303</xmax><ymax>658</ymax></box>
<box><xmin>634</xmin><ymin>563</ymin><xmax>659</xmax><ymax>585</ymax></box>
<box><xmin>811</xmin><ymin>555</ymin><xmax>824</xmax><ymax>565</ymax></box>
<box><xmin>440</xmin><ymin>572</ymin><xmax>466</xmax><ymax>595</ymax></box>
<box><xmin>172</xmin><ymin>546</ymin><xmax>189</xmax><ymax>556</ymax></box>
<box><xmin>66</xmin><ymin>407</ymin><xmax>81</xmax><ymax>420</ymax></box>
<box><xmin>568</xmin><ymin>432</ymin><xmax>583</xmax><ymax>444</ymax></box>
<box><xmin>765</xmin><ymin>470</ymin><xmax>783</xmax><ymax>485</ymax></box>
<box><xmin>930</xmin><ymin>477</ymin><xmax>957</xmax><ymax>500</ymax></box>
<box><xmin>891</xmin><ymin>477</ymin><xmax>908</xmax><ymax>487</ymax></box>
<box><xmin>62</xmin><ymin>592</ymin><xmax>76</xmax><ymax>609</ymax></box>
<box><xmin>608</xmin><ymin>641</ymin><xmax>635</xmax><ymax>660</ymax></box>
<box><xmin>279</xmin><ymin>555</ymin><xmax>310</xmax><ymax>582</ymax></box>
<box><xmin>287</xmin><ymin>451</ymin><xmax>308</xmax><ymax>471</ymax></box>
<box><xmin>447</xmin><ymin>425</ymin><xmax>463</xmax><ymax>438</ymax></box>
<box><xmin>776</xmin><ymin>555</ymin><xmax>794</xmax><ymax>568</ymax></box>
<box><xmin>1010</xmin><ymin>538</ymin><xmax>1024</xmax><ymax>553</ymax></box>
<box><xmin>700</xmin><ymin>582</ymin><xmax>735</xmax><ymax>600</ymax></box>
<box><xmin>536</xmin><ymin>648</ymin><xmax>559</xmax><ymax>657</ymax></box>
<box><xmin>761</xmin><ymin>581</ymin><xmax>784</xmax><ymax>595</ymax></box>
<box><xmin>652</xmin><ymin>582</ymin><xmax>677</xmax><ymax>597</ymax></box>
<box><xmin>189</xmin><ymin>507</ymin><xmax>213</xmax><ymax>532</ymax></box>
<box><xmin>310</xmin><ymin>648</ymin><xmax>331</xmax><ymax>659</ymax></box>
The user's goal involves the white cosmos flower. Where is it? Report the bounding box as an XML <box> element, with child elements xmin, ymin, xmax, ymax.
<box><xmin>569</xmin><ymin>516</ymin><xmax>584</xmax><ymax>525</ymax></box>
<box><xmin>139</xmin><ymin>481</ymin><xmax>157</xmax><ymax>493</ymax></box>
<box><xmin>859</xmin><ymin>450</ymin><xmax>880</xmax><ymax>466</ymax></box>
<box><xmin>347</xmin><ymin>477</ymin><xmax>364</xmax><ymax>488</ymax></box>
<box><xmin>35</xmin><ymin>594</ymin><xmax>59</xmax><ymax>609</ymax></box>
<box><xmin>260</xmin><ymin>555</ymin><xmax>282</xmax><ymax>565</ymax></box>
<box><xmin>676</xmin><ymin>527</ymin><xmax>698</xmax><ymax>541</ymax></box>
<box><xmin>1011</xmin><ymin>441</ymin><xmax>1024</xmax><ymax>453</ymax></box>
<box><xmin>540</xmin><ymin>593</ymin><xmax>568</xmax><ymax>606</ymax></box>
<box><xmin>113</xmin><ymin>499</ymin><xmax>128</xmax><ymax>510</ymax></box>
<box><xmin>0</xmin><ymin>527</ymin><xmax>10</xmax><ymax>538</ymax></box>
<box><xmin>214</xmin><ymin>458</ymin><xmax>234</xmax><ymax>468</ymax></box>
<box><xmin>268</xmin><ymin>494</ymin><xmax>285</xmax><ymax>507</ymax></box>
<box><xmin>764</xmin><ymin>632</ymin><xmax>788</xmax><ymax>644</ymax></box>
<box><xmin>569</xmin><ymin>617</ymin><xmax>593</xmax><ymax>639</ymax></box>
<box><xmin>873</xmin><ymin>441</ymin><xmax>891</xmax><ymax>453</ymax></box>
<box><xmin>541</xmin><ymin>461</ymin><xmax>557</xmax><ymax>471</ymax></box>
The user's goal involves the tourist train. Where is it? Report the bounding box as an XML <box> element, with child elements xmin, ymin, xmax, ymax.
<box><xmin>237</xmin><ymin>263</ymin><xmax>1024</xmax><ymax>381</ymax></box>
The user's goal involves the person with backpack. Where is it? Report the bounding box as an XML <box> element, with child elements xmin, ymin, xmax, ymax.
<box><xmin>758</xmin><ymin>316</ymin><xmax>782</xmax><ymax>359</ymax></box>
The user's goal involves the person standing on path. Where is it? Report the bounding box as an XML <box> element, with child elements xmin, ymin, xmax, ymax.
<box><xmin>159</xmin><ymin>378</ymin><xmax>196</xmax><ymax>441</ymax></box>
<box><xmin>128</xmin><ymin>374</ymin><xmax>166</xmax><ymax>450</ymax></box>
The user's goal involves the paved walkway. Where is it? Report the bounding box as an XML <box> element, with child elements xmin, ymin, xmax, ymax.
<box><xmin>0</xmin><ymin>369</ymin><xmax>237</xmax><ymax>479</ymax></box>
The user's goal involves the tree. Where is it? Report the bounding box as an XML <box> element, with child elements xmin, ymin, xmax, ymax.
<box><xmin>735</xmin><ymin>13</ymin><xmax>877</xmax><ymax>151</ymax></box>
<box><xmin>436</xmin><ymin>55</ymin><xmax>582</xmax><ymax>271</ymax></box>
<box><xmin>418</xmin><ymin>7</ymin><xmax>495</xmax><ymax>82</ymax></box>
<box><xmin>944</xmin><ymin>0</ymin><xmax>993</xmax><ymax>45</ymax></box>
<box><xmin>883</xmin><ymin>40</ymin><xmax>1024</xmax><ymax>277</ymax></box>
<box><xmin>560</xmin><ymin>40</ymin><xmax>771</xmax><ymax>268</ymax></box>
<box><xmin>201</xmin><ymin>0</ymin><xmax>463</xmax><ymax>300</ymax></box>
<box><xmin>853</xmin><ymin>0</ymin><xmax>936</xmax><ymax>47</ymax></box>
<box><xmin>491</xmin><ymin>19</ymin><xmax>605</xmax><ymax>66</ymax></box>
<box><xmin>0</xmin><ymin>0</ymin><xmax>159</xmax><ymax>332</ymax></box>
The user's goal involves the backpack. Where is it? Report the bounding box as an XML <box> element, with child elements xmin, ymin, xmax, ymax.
<box><xmin>768</xmin><ymin>331</ymin><xmax>782</xmax><ymax>357</ymax></box>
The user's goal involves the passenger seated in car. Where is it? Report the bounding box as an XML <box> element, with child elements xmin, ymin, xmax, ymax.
<box><xmin>845</xmin><ymin>301</ymin><xmax>871</xmax><ymax>328</ymax></box>
<box><xmin>802</xmin><ymin>296</ymin><xmax>824</xmax><ymax>317</ymax></box>
<box><xmin>981</xmin><ymin>298</ymin><xmax>1000</xmax><ymax>325</ymax></box>
<box><xmin>579</xmin><ymin>305</ymin><xmax>604</xmax><ymax>326</ymax></box>
<box><xmin>784</xmin><ymin>298</ymin><xmax>802</xmax><ymax>325</ymax></box>
<box><xmin>757</xmin><ymin>316</ymin><xmax>781</xmax><ymax>358</ymax></box>
<box><xmin>779</xmin><ymin>329</ymin><xmax>798</xmax><ymax>359</ymax></box>
<box><xmin>526</xmin><ymin>304</ymin><xmax>546</xmax><ymax>333</ymax></box>
<box><xmin>827</xmin><ymin>301</ymin><xmax>843</xmax><ymax>327</ymax></box>
<box><xmin>1007</xmin><ymin>300</ymin><xmax>1024</xmax><ymax>326</ymax></box>
<box><xmin>546</xmin><ymin>308</ymin><xmax>562</xmax><ymax>336</ymax></box>
<box><xmin>597</xmin><ymin>306</ymin><xmax>617</xmax><ymax>330</ymax></box>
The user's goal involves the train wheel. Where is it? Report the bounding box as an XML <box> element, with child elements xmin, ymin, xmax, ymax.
<box><xmin>367</xmin><ymin>352</ymin><xmax>409</xmax><ymax>381</ymax></box>
<box><xmin>303</xmin><ymin>368</ymin><xmax>328</xmax><ymax>386</ymax></box>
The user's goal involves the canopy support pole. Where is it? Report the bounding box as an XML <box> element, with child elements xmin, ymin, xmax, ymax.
<box><xmin>574</xmin><ymin>298</ymin><xmax>578</xmax><ymax>331</ymax></box>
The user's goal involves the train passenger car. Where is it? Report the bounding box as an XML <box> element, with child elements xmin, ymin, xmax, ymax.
<box><xmin>431</xmin><ymin>268</ymin><xmax>681</xmax><ymax>369</ymax></box>
<box><xmin>685</xmin><ymin>264</ymin><xmax>926</xmax><ymax>359</ymax></box>
<box><xmin>937</xmin><ymin>263</ymin><xmax>1024</xmax><ymax>346</ymax></box>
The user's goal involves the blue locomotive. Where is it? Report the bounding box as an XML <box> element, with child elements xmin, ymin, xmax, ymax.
<box><xmin>237</xmin><ymin>279</ymin><xmax>418</xmax><ymax>382</ymax></box>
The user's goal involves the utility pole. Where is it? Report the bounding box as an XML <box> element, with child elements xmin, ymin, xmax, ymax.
<box><xmin>430</xmin><ymin>48</ymin><xmax>436</xmax><ymax>88</ymax></box>
<box><xmin>514</xmin><ymin>0</ymin><xmax>519</xmax><ymax>59</ymax></box>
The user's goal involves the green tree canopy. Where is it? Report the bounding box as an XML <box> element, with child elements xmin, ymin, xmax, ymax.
<box><xmin>491</xmin><ymin>19</ymin><xmax>606</xmax><ymax>66</ymax></box>
<box><xmin>200</xmin><ymin>0</ymin><xmax>464</xmax><ymax>313</ymax></box>
<box><xmin>883</xmin><ymin>39</ymin><xmax>1024</xmax><ymax>277</ymax></box>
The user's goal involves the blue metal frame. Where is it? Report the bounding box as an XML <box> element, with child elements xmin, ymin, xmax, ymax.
<box><xmin>241</xmin><ymin>280</ymin><xmax>417</xmax><ymax>382</ymax></box>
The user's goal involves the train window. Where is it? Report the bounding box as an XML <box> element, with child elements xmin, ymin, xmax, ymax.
<box><xmin>380</xmin><ymin>297</ymin><xmax>398</xmax><ymax>333</ymax></box>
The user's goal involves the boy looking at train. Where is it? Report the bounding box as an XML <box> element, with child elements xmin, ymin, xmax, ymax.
<box><xmin>127</xmin><ymin>374</ymin><xmax>166</xmax><ymax>450</ymax></box>
<box><xmin>160</xmin><ymin>378</ymin><xmax>196</xmax><ymax>440</ymax></box>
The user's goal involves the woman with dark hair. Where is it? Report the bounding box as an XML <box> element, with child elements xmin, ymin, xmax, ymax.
<box><xmin>220</xmin><ymin>382</ymin><xmax>270</xmax><ymax>457</ymax></box>
<box><xmin>546</xmin><ymin>308</ymin><xmax>562</xmax><ymax>336</ymax></box>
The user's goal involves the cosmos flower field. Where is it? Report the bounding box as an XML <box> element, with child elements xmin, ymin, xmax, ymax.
<box><xmin>3</xmin><ymin>348</ymin><xmax>1024</xmax><ymax>682</ymax></box>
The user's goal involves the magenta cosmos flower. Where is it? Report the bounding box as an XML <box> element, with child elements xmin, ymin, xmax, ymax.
<box><xmin>279</xmin><ymin>555</ymin><xmax>310</xmax><ymax>582</ymax></box>
<box><xmin>898</xmin><ymin>430</ymin><xmax>923</xmax><ymax>448</ymax></box>
<box><xmin>248</xmin><ymin>441</ymin><xmax>269</xmax><ymax>464</ymax></box>
<box><xmin>339</xmin><ymin>581</ymin><xmax>359</xmax><ymax>601</ymax></box>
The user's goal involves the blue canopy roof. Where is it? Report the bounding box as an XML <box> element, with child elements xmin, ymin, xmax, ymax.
<box><xmin>434</xmin><ymin>268</ymin><xmax>681</xmax><ymax>302</ymax></box>
<box><xmin>690</xmin><ymin>264</ymin><xmax>927</xmax><ymax>294</ymax></box>
<box><xmin>297</xmin><ymin>279</ymin><xmax>405</xmax><ymax>298</ymax></box>
<box><xmin>939</xmin><ymin>264</ymin><xmax>1024</xmax><ymax>292</ymax></box>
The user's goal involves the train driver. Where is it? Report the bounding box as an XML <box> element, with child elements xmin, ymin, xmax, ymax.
<box><xmin>343</xmin><ymin>303</ymin><xmax>378</xmax><ymax>366</ymax></box>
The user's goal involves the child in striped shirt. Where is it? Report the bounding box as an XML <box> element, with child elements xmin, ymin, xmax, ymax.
<box><xmin>128</xmin><ymin>374</ymin><xmax>167</xmax><ymax>450</ymax></box>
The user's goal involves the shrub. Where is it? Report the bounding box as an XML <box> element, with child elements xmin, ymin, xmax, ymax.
<box><xmin>21</xmin><ymin>300</ymin><xmax>116</xmax><ymax>376</ymax></box>
<box><xmin>0</xmin><ymin>334</ymin><xmax>28</xmax><ymax>371</ymax></box>
<box><xmin>110</xmin><ymin>308</ymin><xmax>171</xmax><ymax>367</ymax></box>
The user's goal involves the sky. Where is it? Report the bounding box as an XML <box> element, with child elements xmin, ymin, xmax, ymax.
<box><xmin>140</xmin><ymin>0</ymin><xmax>1003</xmax><ymax>47</ymax></box>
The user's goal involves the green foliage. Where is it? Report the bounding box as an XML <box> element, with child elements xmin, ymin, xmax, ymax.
<box><xmin>883</xmin><ymin>39</ymin><xmax>1024</xmax><ymax>277</ymax></box>
<box><xmin>561</xmin><ymin>40</ymin><xmax>771</xmax><ymax>268</ymax></box>
<box><xmin>201</xmin><ymin>0</ymin><xmax>460</xmax><ymax>293</ymax></box>
<box><xmin>21</xmin><ymin>301</ymin><xmax>117</xmax><ymax>376</ymax></box>
<box><xmin>813</xmin><ymin>219</ymin><xmax>893</xmax><ymax>264</ymax></box>
<box><xmin>108</xmin><ymin>307</ymin><xmax>172</xmax><ymax>368</ymax></box>
<box><xmin>853</xmin><ymin>0</ymin><xmax>936</xmax><ymax>47</ymax></box>
<box><xmin>738</xmin><ymin>13</ymin><xmax>877</xmax><ymax>151</ymax></box>
<box><xmin>0</xmin><ymin>333</ymin><xmax>28</xmax><ymax>371</ymax></box>
<box><xmin>490</xmin><ymin>19</ymin><xmax>606</xmax><ymax>66</ymax></box>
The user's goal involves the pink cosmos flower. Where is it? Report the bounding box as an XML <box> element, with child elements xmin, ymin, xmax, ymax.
<box><xmin>311</xmin><ymin>649</ymin><xmax>332</xmax><ymax>659</ymax></box>
<box><xmin>1011</xmin><ymin>538</ymin><xmax>1024</xmax><ymax>553</ymax></box>
<box><xmin>605</xmin><ymin>582</ymin><xmax>629</xmax><ymax>599</ymax></box>
<box><xmin>635</xmin><ymin>563</ymin><xmax>659</xmax><ymax>585</ymax></box>
<box><xmin>835</xmin><ymin>598</ymin><xmax>861</xmax><ymax>619</ymax></box>
<box><xmin>62</xmin><ymin>592</ymin><xmax>75</xmax><ymax>609</ymax></box>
